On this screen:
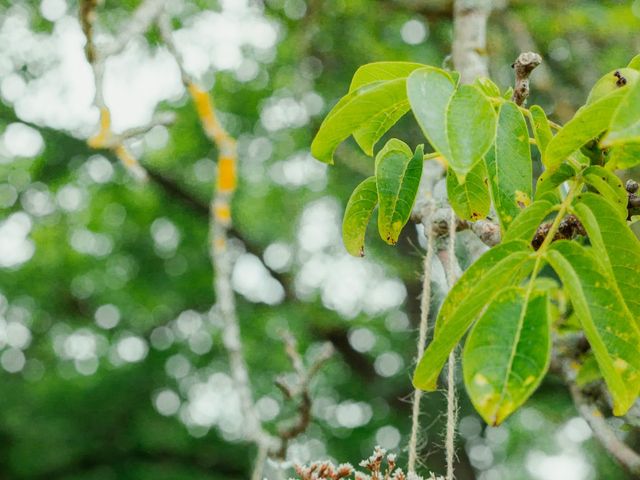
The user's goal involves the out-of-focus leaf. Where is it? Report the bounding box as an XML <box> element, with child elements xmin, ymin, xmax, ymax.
<box><xmin>413</xmin><ymin>241</ymin><xmax>534</xmax><ymax>391</ymax></box>
<box><xmin>407</xmin><ymin>67</ymin><xmax>456</xmax><ymax>158</ymax></box>
<box><xmin>545</xmin><ymin>89</ymin><xmax>627</xmax><ymax>170</ymax></box>
<box><xmin>628</xmin><ymin>54</ymin><xmax>640</xmax><ymax>70</ymax></box>
<box><xmin>546</xmin><ymin>241</ymin><xmax>640</xmax><ymax>415</ymax></box>
<box><xmin>576</xmin><ymin>354</ymin><xmax>603</xmax><ymax>387</ymax></box>
<box><xmin>529</xmin><ymin>105</ymin><xmax>553</xmax><ymax>163</ymax></box>
<box><xmin>464</xmin><ymin>287</ymin><xmax>550</xmax><ymax>425</ymax></box>
<box><xmin>342</xmin><ymin>177</ymin><xmax>378</xmax><ymax>257</ymax></box>
<box><xmin>446</xmin><ymin>85</ymin><xmax>497</xmax><ymax>182</ymax></box>
<box><xmin>446</xmin><ymin>160</ymin><xmax>490</xmax><ymax>221</ymax></box>
<box><xmin>573</xmin><ymin>192</ymin><xmax>640</xmax><ymax>323</ymax></box>
<box><xmin>582</xmin><ymin>166</ymin><xmax>627</xmax><ymax>219</ymax></box>
<box><xmin>375</xmin><ymin>140</ymin><xmax>423</xmax><ymax>245</ymax></box>
<box><xmin>487</xmin><ymin>102</ymin><xmax>532</xmax><ymax>230</ymax></box>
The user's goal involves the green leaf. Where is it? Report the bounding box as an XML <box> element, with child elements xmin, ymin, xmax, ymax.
<box><xmin>546</xmin><ymin>241</ymin><xmax>640</xmax><ymax>415</ymax></box>
<box><xmin>573</xmin><ymin>192</ymin><xmax>640</xmax><ymax>323</ymax></box>
<box><xmin>545</xmin><ymin>89</ymin><xmax>627</xmax><ymax>170</ymax></box>
<box><xmin>534</xmin><ymin>163</ymin><xmax>577</xmax><ymax>201</ymax></box>
<box><xmin>607</xmin><ymin>142</ymin><xmax>640</xmax><ymax>170</ymax></box>
<box><xmin>446</xmin><ymin>160</ymin><xmax>490</xmax><ymax>221</ymax></box>
<box><xmin>529</xmin><ymin>105</ymin><xmax>553</xmax><ymax>164</ymax></box>
<box><xmin>503</xmin><ymin>196</ymin><xmax>557</xmax><ymax>244</ymax></box>
<box><xmin>576</xmin><ymin>354</ymin><xmax>603</xmax><ymax>387</ymax></box>
<box><xmin>342</xmin><ymin>177</ymin><xmax>378</xmax><ymax>257</ymax></box>
<box><xmin>463</xmin><ymin>287</ymin><xmax>551</xmax><ymax>425</ymax></box>
<box><xmin>487</xmin><ymin>102</ymin><xmax>532</xmax><ymax>230</ymax></box>
<box><xmin>446</xmin><ymin>84</ymin><xmax>498</xmax><ymax>182</ymax></box>
<box><xmin>407</xmin><ymin>67</ymin><xmax>456</xmax><ymax>158</ymax></box>
<box><xmin>413</xmin><ymin>241</ymin><xmax>534</xmax><ymax>391</ymax></box>
<box><xmin>629</xmin><ymin>54</ymin><xmax>640</xmax><ymax>71</ymax></box>
<box><xmin>582</xmin><ymin>166</ymin><xmax>627</xmax><ymax>219</ymax></box>
<box><xmin>375</xmin><ymin>140</ymin><xmax>423</xmax><ymax>245</ymax></box>
<box><xmin>474</xmin><ymin>77</ymin><xmax>501</xmax><ymax>98</ymax></box>
<box><xmin>601</xmin><ymin>76</ymin><xmax>640</xmax><ymax>147</ymax></box>
<box><xmin>349</xmin><ymin>62</ymin><xmax>426</xmax><ymax>92</ymax></box>
<box><xmin>348</xmin><ymin>62</ymin><xmax>426</xmax><ymax>155</ymax></box>
<box><xmin>586</xmin><ymin>69</ymin><xmax>639</xmax><ymax>105</ymax></box>
<box><xmin>311</xmin><ymin>79</ymin><xmax>408</xmax><ymax>163</ymax></box>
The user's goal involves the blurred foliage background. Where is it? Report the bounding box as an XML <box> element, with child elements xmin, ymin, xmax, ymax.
<box><xmin>0</xmin><ymin>0</ymin><xmax>639</xmax><ymax>479</ymax></box>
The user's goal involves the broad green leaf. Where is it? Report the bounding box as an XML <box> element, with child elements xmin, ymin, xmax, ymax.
<box><xmin>474</xmin><ymin>77</ymin><xmax>501</xmax><ymax>98</ymax></box>
<box><xmin>586</xmin><ymin>68</ymin><xmax>638</xmax><ymax>105</ymax></box>
<box><xmin>349</xmin><ymin>62</ymin><xmax>425</xmax><ymax>92</ymax></box>
<box><xmin>529</xmin><ymin>105</ymin><xmax>553</xmax><ymax>164</ymax></box>
<box><xmin>464</xmin><ymin>287</ymin><xmax>551</xmax><ymax>425</ymax></box>
<box><xmin>545</xmin><ymin>88</ymin><xmax>627</xmax><ymax>170</ymax></box>
<box><xmin>573</xmin><ymin>192</ymin><xmax>640</xmax><ymax>323</ymax></box>
<box><xmin>607</xmin><ymin>142</ymin><xmax>640</xmax><ymax>169</ymax></box>
<box><xmin>342</xmin><ymin>177</ymin><xmax>378</xmax><ymax>257</ymax></box>
<box><xmin>407</xmin><ymin>67</ymin><xmax>456</xmax><ymax>158</ymax></box>
<box><xmin>546</xmin><ymin>241</ymin><xmax>640</xmax><ymax>415</ymax></box>
<box><xmin>487</xmin><ymin>102</ymin><xmax>532</xmax><ymax>230</ymax></box>
<box><xmin>503</xmin><ymin>196</ymin><xmax>557</xmax><ymax>244</ymax></box>
<box><xmin>446</xmin><ymin>160</ymin><xmax>490</xmax><ymax>221</ymax></box>
<box><xmin>414</xmin><ymin>241</ymin><xmax>534</xmax><ymax>391</ymax></box>
<box><xmin>375</xmin><ymin>140</ymin><xmax>423</xmax><ymax>245</ymax></box>
<box><xmin>534</xmin><ymin>163</ymin><xmax>577</xmax><ymax>201</ymax></box>
<box><xmin>582</xmin><ymin>166</ymin><xmax>627</xmax><ymax>218</ymax></box>
<box><xmin>311</xmin><ymin>79</ymin><xmax>408</xmax><ymax>163</ymax></box>
<box><xmin>446</xmin><ymin>85</ymin><xmax>498</xmax><ymax>182</ymax></box>
<box><xmin>601</xmin><ymin>76</ymin><xmax>640</xmax><ymax>146</ymax></box>
<box><xmin>348</xmin><ymin>62</ymin><xmax>426</xmax><ymax>155</ymax></box>
<box><xmin>629</xmin><ymin>54</ymin><xmax>640</xmax><ymax>71</ymax></box>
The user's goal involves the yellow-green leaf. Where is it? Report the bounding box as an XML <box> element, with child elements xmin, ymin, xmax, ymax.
<box><xmin>342</xmin><ymin>177</ymin><xmax>378</xmax><ymax>257</ymax></box>
<box><xmin>503</xmin><ymin>196</ymin><xmax>557</xmax><ymax>244</ymax></box>
<box><xmin>601</xmin><ymin>75</ymin><xmax>640</xmax><ymax>147</ymax></box>
<box><xmin>546</xmin><ymin>241</ymin><xmax>640</xmax><ymax>415</ymax></box>
<box><xmin>463</xmin><ymin>287</ymin><xmax>551</xmax><ymax>425</ymax></box>
<box><xmin>529</xmin><ymin>105</ymin><xmax>553</xmax><ymax>165</ymax></box>
<box><xmin>582</xmin><ymin>166</ymin><xmax>627</xmax><ymax>219</ymax></box>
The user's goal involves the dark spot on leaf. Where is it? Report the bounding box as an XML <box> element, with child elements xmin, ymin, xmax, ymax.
<box><xmin>359</xmin><ymin>246</ymin><xmax>365</xmax><ymax>257</ymax></box>
<box><xmin>517</xmin><ymin>201</ymin><xmax>526</xmax><ymax>208</ymax></box>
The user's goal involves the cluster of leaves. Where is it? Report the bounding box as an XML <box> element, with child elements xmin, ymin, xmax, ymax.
<box><xmin>311</xmin><ymin>56</ymin><xmax>640</xmax><ymax>426</ymax></box>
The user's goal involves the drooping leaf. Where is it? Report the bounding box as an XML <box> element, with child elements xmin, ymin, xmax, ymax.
<box><xmin>463</xmin><ymin>287</ymin><xmax>551</xmax><ymax>425</ymax></box>
<box><xmin>503</xmin><ymin>196</ymin><xmax>557</xmax><ymax>244</ymax></box>
<box><xmin>407</xmin><ymin>67</ymin><xmax>456</xmax><ymax>158</ymax></box>
<box><xmin>546</xmin><ymin>241</ymin><xmax>640</xmax><ymax>415</ymax></box>
<box><xmin>446</xmin><ymin>85</ymin><xmax>498</xmax><ymax>182</ymax></box>
<box><xmin>534</xmin><ymin>163</ymin><xmax>577</xmax><ymax>201</ymax></box>
<box><xmin>349</xmin><ymin>62</ymin><xmax>426</xmax><ymax>91</ymax></box>
<box><xmin>446</xmin><ymin>160</ymin><xmax>490</xmax><ymax>221</ymax></box>
<box><xmin>487</xmin><ymin>102</ymin><xmax>532</xmax><ymax>230</ymax></box>
<box><xmin>529</xmin><ymin>105</ymin><xmax>553</xmax><ymax>163</ymax></box>
<box><xmin>342</xmin><ymin>177</ymin><xmax>378</xmax><ymax>257</ymax></box>
<box><xmin>572</xmin><ymin>192</ymin><xmax>640</xmax><ymax>323</ymax></box>
<box><xmin>375</xmin><ymin>140</ymin><xmax>423</xmax><ymax>245</ymax></box>
<box><xmin>601</xmin><ymin>76</ymin><xmax>640</xmax><ymax>147</ymax></box>
<box><xmin>413</xmin><ymin>241</ymin><xmax>534</xmax><ymax>391</ymax></box>
<box><xmin>607</xmin><ymin>142</ymin><xmax>640</xmax><ymax>170</ymax></box>
<box><xmin>311</xmin><ymin>79</ymin><xmax>408</xmax><ymax>163</ymax></box>
<box><xmin>349</xmin><ymin>62</ymin><xmax>427</xmax><ymax>155</ymax></box>
<box><xmin>582</xmin><ymin>166</ymin><xmax>627</xmax><ymax>218</ymax></box>
<box><xmin>545</xmin><ymin>88</ymin><xmax>627</xmax><ymax>170</ymax></box>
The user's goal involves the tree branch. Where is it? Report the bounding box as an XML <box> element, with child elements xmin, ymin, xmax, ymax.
<box><xmin>511</xmin><ymin>52</ymin><xmax>542</xmax><ymax>106</ymax></box>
